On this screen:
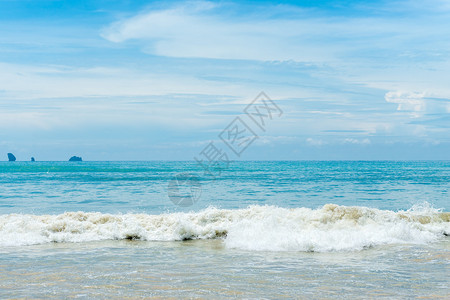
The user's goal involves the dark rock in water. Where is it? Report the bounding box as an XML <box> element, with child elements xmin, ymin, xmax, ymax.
<box><xmin>69</xmin><ymin>156</ymin><xmax>82</xmax><ymax>162</ymax></box>
<box><xmin>31</xmin><ymin>157</ymin><xmax>35</xmax><ymax>162</ymax></box>
<box><xmin>7</xmin><ymin>153</ymin><xmax>16</xmax><ymax>161</ymax></box>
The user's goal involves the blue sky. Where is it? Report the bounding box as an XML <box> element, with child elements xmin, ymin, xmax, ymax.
<box><xmin>0</xmin><ymin>0</ymin><xmax>449</xmax><ymax>160</ymax></box>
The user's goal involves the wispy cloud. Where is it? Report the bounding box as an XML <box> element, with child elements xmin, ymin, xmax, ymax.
<box><xmin>101</xmin><ymin>0</ymin><xmax>450</xmax><ymax>64</ymax></box>
<box><xmin>0</xmin><ymin>62</ymin><xmax>252</xmax><ymax>100</ymax></box>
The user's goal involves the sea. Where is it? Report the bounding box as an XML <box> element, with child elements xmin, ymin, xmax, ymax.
<box><xmin>0</xmin><ymin>161</ymin><xmax>449</xmax><ymax>299</ymax></box>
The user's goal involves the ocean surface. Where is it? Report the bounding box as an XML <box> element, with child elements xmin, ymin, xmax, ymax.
<box><xmin>0</xmin><ymin>161</ymin><xmax>449</xmax><ymax>298</ymax></box>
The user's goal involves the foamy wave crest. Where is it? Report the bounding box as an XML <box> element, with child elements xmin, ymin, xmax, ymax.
<box><xmin>0</xmin><ymin>204</ymin><xmax>448</xmax><ymax>251</ymax></box>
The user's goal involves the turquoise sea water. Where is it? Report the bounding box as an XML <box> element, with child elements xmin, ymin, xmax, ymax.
<box><xmin>0</xmin><ymin>161</ymin><xmax>449</xmax><ymax>298</ymax></box>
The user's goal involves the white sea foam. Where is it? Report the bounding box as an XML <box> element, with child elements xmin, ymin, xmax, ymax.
<box><xmin>0</xmin><ymin>204</ymin><xmax>448</xmax><ymax>251</ymax></box>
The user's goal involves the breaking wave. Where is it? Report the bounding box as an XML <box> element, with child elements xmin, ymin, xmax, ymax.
<box><xmin>1</xmin><ymin>204</ymin><xmax>448</xmax><ymax>252</ymax></box>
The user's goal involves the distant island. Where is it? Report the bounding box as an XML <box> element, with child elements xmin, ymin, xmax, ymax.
<box><xmin>69</xmin><ymin>156</ymin><xmax>83</xmax><ymax>162</ymax></box>
<box><xmin>4</xmin><ymin>154</ymin><xmax>84</xmax><ymax>162</ymax></box>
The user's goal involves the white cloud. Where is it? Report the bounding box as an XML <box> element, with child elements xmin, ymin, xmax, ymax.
<box><xmin>101</xmin><ymin>4</ymin><xmax>320</xmax><ymax>61</ymax></box>
<box><xmin>385</xmin><ymin>91</ymin><xmax>426</xmax><ymax>112</ymax></box>
<box><xmin>254</xmin><ymin>135</ymin><xmax>299</xmax><ymax>145</ymax></box>
<box><xmin>101</xmin><ymin>1</ymin><xmax>450</xmax><ymax>64</ymax></box>
<box><xmin>306</xmin><ymin>138</ymin><xmax>326</xmax><ymax>146</ymax></box>
<box><xmin>385</xmin><ymin>90</ymin><xmax>450</xmax><ymax>117</ymax></box>
<box><xmin>342</xmin><ymin>138</ymin><xmax>371</xmax><ymax>145</ymax></box>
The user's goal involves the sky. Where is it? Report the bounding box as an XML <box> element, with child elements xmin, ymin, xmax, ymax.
<box><xmin>0</xmin><ymin>0</ymin><xmax>449</xmax><ymax>161</ymax></box>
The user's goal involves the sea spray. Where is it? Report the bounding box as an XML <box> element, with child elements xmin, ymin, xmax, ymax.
<box><xmin>0</xmin><ymin>204</ymin><xmax>448</xmax><ymax>251</ymax></box>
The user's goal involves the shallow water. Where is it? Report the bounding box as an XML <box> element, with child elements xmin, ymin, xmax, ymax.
<box><xmin>1</xmin><ymin>240</ymin><xmax>449</xmax><ymax>299</ymax></box>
